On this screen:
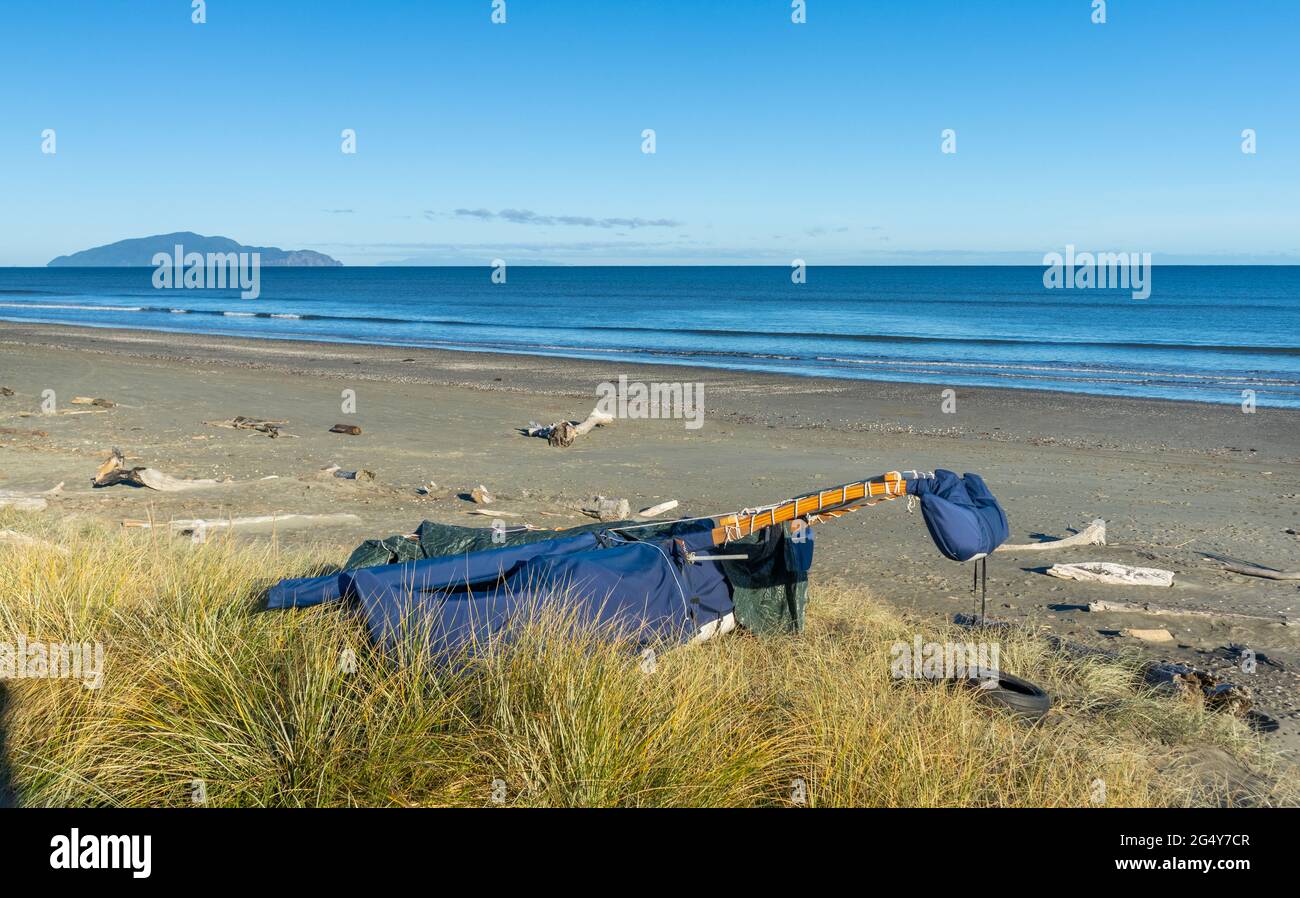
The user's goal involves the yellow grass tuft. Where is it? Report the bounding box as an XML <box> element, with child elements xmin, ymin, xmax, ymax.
<box><xmin>0</xmin><ymin>510</ymin><xmax>1291</xmax><ymax>807</ymax></box>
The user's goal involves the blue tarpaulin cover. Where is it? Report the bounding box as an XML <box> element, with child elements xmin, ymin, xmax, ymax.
<box><xmin>267</xmin><ymin>521</ymin><xmax>782</xmax><ymax>662</ymax></box>
<box><xmin>906</xmin><ymin>470</ymin><xmax>1009</xmax><ymax>562</ymax></box>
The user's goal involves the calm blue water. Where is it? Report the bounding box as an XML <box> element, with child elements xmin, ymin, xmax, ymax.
<box><xmin>2</xmin><ymin>266</ymin><xmax>1298</xmax><ymax>407</ymax></box>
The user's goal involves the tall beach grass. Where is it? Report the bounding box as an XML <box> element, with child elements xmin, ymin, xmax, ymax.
<box><xmin>0</xmin><ymin>510</ymin><xmax>1291</xmax><ymax>807</ymax></box>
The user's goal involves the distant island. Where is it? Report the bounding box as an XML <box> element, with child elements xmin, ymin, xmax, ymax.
<box><xmin>48</xmin><ymin>232</ymin><xmax>342</xmax><ymax>267</ymax></box>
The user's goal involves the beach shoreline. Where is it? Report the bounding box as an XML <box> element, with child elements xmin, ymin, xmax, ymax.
<box><xmin>3</xmin><ymin>321</ymin><xmax>1299</xmax><ymax>754</ymax></box>
<box><xmin>3</xmin><ymin>320</ymin><xmax>1299</xmax><ymax>455</ymax></box>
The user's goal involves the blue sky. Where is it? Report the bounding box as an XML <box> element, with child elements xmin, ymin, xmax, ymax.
<box><xmin>1</xmin><ymin>0</ymin><xmax>1297</xmax><ymax>266</ymax></box>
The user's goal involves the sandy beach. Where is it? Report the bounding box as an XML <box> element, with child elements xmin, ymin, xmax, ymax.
<box><xmin>3</xmin><ymin>321</ymin><xmax>1299</xmax><ymax>755</ymax></box>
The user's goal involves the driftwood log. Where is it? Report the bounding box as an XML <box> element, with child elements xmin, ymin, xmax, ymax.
<box><xmin>638</xmin><ymin>500</ymin><xmax>679</xmax><ymax>518</ymax></box>
<box><xmin>1046</xmin><ymin>561</ymin><xmax>1174</xmax><ymax>587</ymax></box>
<box><xmin>93</xmin><ymin>449</ymin><xmax>230</xmax><ymax>492</ymax></box>
<box><xmin>205</xmin><ymin>416</ymin><xmax>288</xmax><ymax>438</ymax></box>
<box><xmin>1086</xmin><ymin>600</ymin><xmax>1288</xmax><ymax>627</ymax></box>
<box><xmin>583</xmin><ymin>496</ymin><xmax>630</xmax><ymax>521</ymax></box>
<box><xmin>1142</xmin><ymin>662</ymin><xmax>1255</xmax><ymax>717</ymax></box>
<box><xmin>1216</xmin><ymin>561</ymin><xmax>1300</xmax><ymax>581</ymax></box>
<box><xmin>123</xmin><ymin>513</ymin><xmax>360</xmax><ymax>537</ymax></box>
<box><xmin>525</xmin><ymin>407</ymin><xmax>614</xmax><ymax>448</ymax></box>
<box><xmin>997</xmin><ymin>519</ymin><xmax>1105</xmax><ymax>552</ymax></box>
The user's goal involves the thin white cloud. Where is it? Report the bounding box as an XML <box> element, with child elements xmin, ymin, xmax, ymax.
<box><xmin>444</xmin><ymin>208</ymin><xmax>682</xmax><ymax>229</ymax></box>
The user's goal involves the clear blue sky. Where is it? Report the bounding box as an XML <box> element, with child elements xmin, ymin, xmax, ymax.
<box><xmin>1</xmin><ymin>0</ymin><xmax>1296</xmax><ymax>266</ymax></box>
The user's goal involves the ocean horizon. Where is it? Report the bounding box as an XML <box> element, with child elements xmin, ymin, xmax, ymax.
<box><xmin>2</xmin><ymin>264</ymin><xmax>1298</xmax><ymax>408</ymax></box>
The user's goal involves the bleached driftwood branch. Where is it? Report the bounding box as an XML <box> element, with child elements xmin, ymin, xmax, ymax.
<box><xmin>525</xmin><ymin>407</ymin><xmax>614</xmax><ymax>448</ymax></box>
<box><xmin>638</xmin><ymin>500</ymin><xmax>679</xmax><ymax>518</ymax></box>
<box><xmin>93</xmin><ymin>449</ymin><xmax>233</xmax><ymax>492</ymax></box>
<box><xmin>123</xmin><ymin>513</ymin><xmax>360</xmax><ymax>534</ymax></box>
<box><xmin>1046</xmin><ymin>561</ymin><xmax>1174</xmax><ymax>587</ymax></box>
<box><xmin>997</xmin><ymin>519</ymin><xmax>1105</xmax><ymax>552</ymax></box>
<box><xmin>205</xmin><ymin>416</ymin><xmax>289</xmax><ymax>438</ymax></box>
<box><xmin>1086</xmin><ymin>600</ymin><xmax>1287</xmax><ymax>626</ymax></box>
<box><xmin>1217</xmin><ymin>561</ymin><xmax>1300</xmax><ymax>581</ymax></box>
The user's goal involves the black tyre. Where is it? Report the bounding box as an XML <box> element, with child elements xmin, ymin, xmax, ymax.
<box><xmin>963</xmin><ymin>671</ymin><xmax>1052</xmax><ymax>721</ymax></box>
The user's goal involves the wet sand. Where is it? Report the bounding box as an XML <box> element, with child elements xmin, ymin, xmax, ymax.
<box><xmin>2</xmin><ymin>321</ymin><xmax>1299</xmax><ymax>754</ymax></box>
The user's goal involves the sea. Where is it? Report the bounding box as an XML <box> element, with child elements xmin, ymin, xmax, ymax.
<box><xmin>1</xmin><ymin>265</ymin><xmax>1297</xmax><ymax>408</ymax></box>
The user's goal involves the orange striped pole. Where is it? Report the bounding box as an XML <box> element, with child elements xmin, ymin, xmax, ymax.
<box><xmin>710</xmin><ymin>471</ymin><xmax>909</xmax><ymax>545</ymax></box>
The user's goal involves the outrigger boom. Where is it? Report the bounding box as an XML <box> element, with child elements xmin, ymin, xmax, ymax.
<box><xmin>709</xmin><ymin>470</ymin><xmax>922</xmax><ymax>544</ymax></box>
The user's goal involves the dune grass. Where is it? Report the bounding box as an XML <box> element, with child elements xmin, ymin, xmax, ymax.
<box><xmin>0</xmin><ymin>509</ymin><xmax>1292</xmax><ymax>807</ymax></box>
